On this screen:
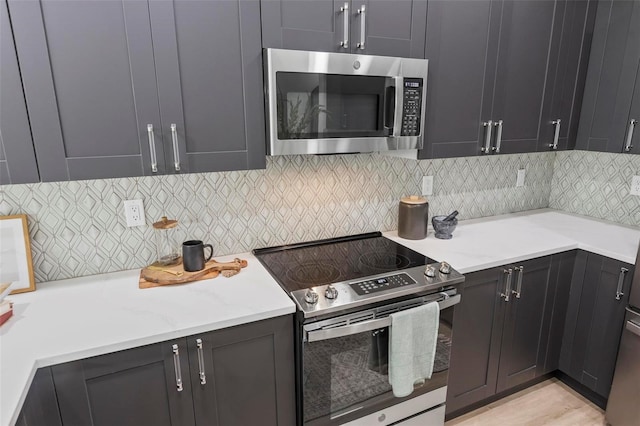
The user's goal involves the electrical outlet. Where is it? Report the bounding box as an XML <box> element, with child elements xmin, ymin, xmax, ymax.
<box><xmin>422</xmin><ymin>175</ymin><xmax>434</xmax><ymax>196</ymax></box>
<box><xmin>516</xmin><ymin>169</ymin><xmax>526</xmax><ymax>187</ymax></box>
<box><xmin>123</xmin><ymin>199</ymin><xmax>146</xmax><ymax>227</ymax></box>
<box><xmin>631</xmin><ymin>176</ymin><xmax>640</xmax><ymax>196</ymax></box>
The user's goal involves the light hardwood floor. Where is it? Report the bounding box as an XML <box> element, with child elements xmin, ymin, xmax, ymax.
<box><xmin>445</xmin><ymin>378</ymin><xmax>607</xmax><ymax>426</ymax></box>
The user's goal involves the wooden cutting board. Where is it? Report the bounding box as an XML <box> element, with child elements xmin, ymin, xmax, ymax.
<box><xmin>139</xmin><ymin>258</ymin><xmax>248</xmax><ymax>289</ymax></box>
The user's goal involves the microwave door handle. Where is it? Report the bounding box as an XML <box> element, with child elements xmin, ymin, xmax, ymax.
<box><xmin>383</xmin><ymin>85</ymin><xmax>396</xmax><ymax>135</ymax></box>
<box><xmin>392</xmin><ymin>77</ymin><xmax>403</xmax><ymax>137</ymax></box>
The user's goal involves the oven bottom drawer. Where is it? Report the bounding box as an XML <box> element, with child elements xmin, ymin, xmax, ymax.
<box><xmin>342</xmin><ymin>387</ymin><xmax>446</xmax><ymax>426</ymax></box>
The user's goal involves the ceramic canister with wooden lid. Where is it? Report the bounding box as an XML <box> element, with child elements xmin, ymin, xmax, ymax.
<box><xmin>398</xmin><ymin>195</ymin><xmax>429</xmax><ymax>240</ymax></box>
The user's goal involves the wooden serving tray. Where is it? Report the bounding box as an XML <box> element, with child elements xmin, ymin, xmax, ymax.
<box><xmin>139</xmin><ymin>258</ymin><xmax>248</xmax><ymax>289</ymax></box>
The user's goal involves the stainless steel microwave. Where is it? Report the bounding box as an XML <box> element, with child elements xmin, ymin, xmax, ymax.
<box><xmin>264</xmin><ymin>48</ymin><xmax>428</xmax><ymax>156</ymax></box>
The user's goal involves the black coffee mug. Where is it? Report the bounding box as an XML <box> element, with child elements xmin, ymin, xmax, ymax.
<box><xmin>182</xmin><ymin>240</ymin><xmax>213</xmax><ymax>272</ymax></box>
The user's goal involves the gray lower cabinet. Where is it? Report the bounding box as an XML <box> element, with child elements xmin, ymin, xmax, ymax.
<box><xmin>8</xmin><ymin>0</ymin><xmax>264</xmax><ymax>182</ymax></box>
<box><xmin>446</xmin><ymin>255</ymin><xmax>558</xmax><ymax>417</ymax></box>
<box><xmin>419</xmin><ymin>0</ymin><xmax>594</xmax><ymax>159</ymax></box>
<box><xmin>19</xmin><ymin>316</ymin><xmax>294</xmax><ymax>426</ymax></box>
<box><xmin>260</xmin><ymin>0</ymin><xmax>427</xmax><ymax>58</ymax></box>
<box><xmin>559</xmin><ymin>252</ymin><xmax>634</xmax><ymax>400</ymax></box>
<box><xmin>0</xmin><ymin>0</ymin><xmax>39</xmax><ymax>185</ymax></box>
<box><xmin>575</xmin><ymin>0</ymin><xmax>640</xmax><ymax>153</ymax></box>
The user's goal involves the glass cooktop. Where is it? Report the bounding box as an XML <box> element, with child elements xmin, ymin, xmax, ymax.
<box><xmin>253</xmin><ymin>232</ymin><xmax>434</xmax><ymax>293</ymax></box>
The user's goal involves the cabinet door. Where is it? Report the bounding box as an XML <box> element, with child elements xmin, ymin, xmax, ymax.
<box><xmin>9</xmin><ymin>0</ymin><xmax>165</xmax><ymax>181</ymax></box>
<box><xmin>446</xmin><ymin>268</ymin><xmax>506</xmax><ymax>416</ymax></box>
<box><xmin>189</xmin><ymin>316</ymin><xmax>295</xmax><ymax>426</ymax></box>
<box><xmin>150</xmin><ymin>0</ymin><xmax>266</xmax><ymax>173</ymax></box>
<box><xmin>625</xmin><ymin>60</ymin><xmax>640</xmax><ymax>154</ymax></box>
<box><xmin>575</xmin><ymin>0</ymin><xmax>640</xmax><ymax>153</ymax></box>
<box><xmin>496</xmin><ymin>256</ymin><xmax>553</xmax><ymax>393</ymax></box>
<box><xmin>537</xmin><ymin>0</ymin><xmax>597</xmax><ymax>152</ymax></box>
<box><xmin>51</xmin><ymin>340</ymin><xmax>195</xmax><ymax>426</ymax></box>
<box><xmin>261</xmin><ymin>0</ymin><xmax>346</xmax><ymax>53</ymax></box>
<box><xmin>352</xmin><ymin>0</ymin><xmax>427</xmax><ymax>58</ymax></box>
<box><xmin>0</xmin><ymin>0</ymin><xmax>39</xmax><ymax>185</ymax></box>
<box><xmin>490</xmin><ymin>0</ymin><xmax>558</xmax><ymax>154</ymax></box>
<box><xmin>418</xmin><ymin>0</ymin><xmax>497</xmax><ymax>159</ymax></box>
<box><xmin>16</xmin><ymin>368</ymin><xmax>62</xmax><ymax>426</ymax></box>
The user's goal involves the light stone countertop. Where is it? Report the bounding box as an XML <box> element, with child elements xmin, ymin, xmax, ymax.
<box><xmin>2</xmin><ymin>209</ymin><xmax>639</xmax><ymax>425</ymax></box>
<box><xmin>384</xmin><ymin>209</ymin><xmax>639</xmax><ymax>273</ymax></box>
<box><xmin>0</xmin><ymin>252</ymin><xmax>296</xmax><ymax>426</ymax></box>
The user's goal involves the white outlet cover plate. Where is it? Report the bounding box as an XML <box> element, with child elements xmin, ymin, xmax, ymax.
<box><xmin>516</xmin><ymin>169</ymin><xmax>526</xmax><ymax>187</ymax></box>
<box><xmin>631</xmin><ymin>175</ymin><xmax>640</xmax><ymax>196</ymax></box>
<box><xmin>422</xmin><ymin>176</ymin><xmax>434</xmax><ymax>196</ymax></box>
<box><xmin>123</xmin><ymin>199</ymin><xmax>146</xmax><ymax>227</ymax></box>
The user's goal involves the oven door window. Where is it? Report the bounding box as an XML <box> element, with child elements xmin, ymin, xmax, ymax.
<box><xmin>275</xmin><ymin>72</ymin><xmax>392</xmax><ymax>140</ymax></box>
<box><xmin>302</xmin><ymin>318</ymin><xmax>452</xmax><ymax>423</ymax></box>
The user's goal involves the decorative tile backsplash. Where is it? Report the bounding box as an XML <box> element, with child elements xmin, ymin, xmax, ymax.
<box><xmin>550</xmin><ymin>150</ymin><xmax>640</xmax><ymax>226</ymax></box>
<box><xmin>1</xmin><ymin>152</ymin><xmax>554</xmax><ymax>282</ymax></box>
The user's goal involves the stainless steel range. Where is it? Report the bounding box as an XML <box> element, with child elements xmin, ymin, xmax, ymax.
<box><xmin>253</xmin><ymin>232</ymin><xmax>464</xmax><ymax>425</ymax></box>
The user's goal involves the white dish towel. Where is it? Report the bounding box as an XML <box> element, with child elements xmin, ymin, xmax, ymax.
<box><xmin>388</xmin><ymin>301</ymin><xmax>440</xmax><ymax>398</ymax></box>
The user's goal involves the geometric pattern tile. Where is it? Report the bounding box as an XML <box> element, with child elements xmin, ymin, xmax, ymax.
<box><xmin>0</xmin><ymin>151</ymin><xmax>555</xmax><ymax>283</ymax></box>
<box><xmin>550</xmin><ymin>150</ymin><xmax>640</xmax><ymax>227</ymax></box>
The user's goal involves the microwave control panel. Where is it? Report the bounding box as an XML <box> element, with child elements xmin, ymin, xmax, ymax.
<box><xmin>401</xmin><ymin>78</ymin><xmax>423</xmax><ymax>136</ymax></box>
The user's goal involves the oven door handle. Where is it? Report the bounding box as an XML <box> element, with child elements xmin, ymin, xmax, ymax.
<box><xmin>305</xmin><ymin>294</ymin><xmax>461</xmax><ymax>343</ymax></box>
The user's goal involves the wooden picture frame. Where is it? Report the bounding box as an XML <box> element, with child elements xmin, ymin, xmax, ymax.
<box><xmin>0</xmin><ymin>214</ymin><xmax>35</xmax><ymax>294</ymax></box>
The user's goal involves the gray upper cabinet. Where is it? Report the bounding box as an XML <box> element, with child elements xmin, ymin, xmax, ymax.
<box><xmin>420</xmin><ymin>0</ymin><xmax>594</xmax><ymax>159</ymax></box>
<box><xmin>9</xmin><ymin>0</ymin><xmax>165</xmax><ymax>181</ymax></box>
<box><xmin>576</xmin><ymin>0</ymin><xmax>640</xmax><ymax>153</ymax></box>
<box><xmin>261</xmin><ymin>0</ymin><xmax>427</xmax><ymax>58</ymax></box>
<box><xmin>0</xmin><ymin>0</ymin><xmax>39</xmax><ymax>185</ymax></box>
<box><xmin>8</xmin><ymin>0</ymin><xmax>265</xmax><ymax>182</ymax></box>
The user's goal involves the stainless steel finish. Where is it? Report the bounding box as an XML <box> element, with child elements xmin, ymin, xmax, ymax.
<box><xmin>147</xmin><ymin>124</ymin><xmax>158</xmax><ymax>173</ymax></box>
<box><xmin>357</xmin><ymin>5</ymin><xmax>366</xmax><ymax>49</ymax></box>
<box><xmin>196</xmin><ymin>338</ymin><xmax>206</xmax><ymax>385</ymax></box>
<box><xmin>340</xmin><ymin>386</ymin><xmax>446</xmax><ymax>425</ymax></box>
<box><xmin>605</xmin><ymin>309</ymin><xmax>640</xmax><ymax>426</ymax></box>
<box><xmin>501</xmin><ymin>268</ymin><xmax>513</xmax><ymax>302</ymax></box>
<box><xmin>439</xmin><ymin>262</ymin><xmax>451</xmax><ymax>274</ymax></box>
<box><xmin>424</xmin><ymin>265</ymin><xmax>436</xmax><ymax>278</ymax></box>
<box><xmin>325</xmin><ymin>285</ymin><xmax>339</xmax><ymax>299</ymax></box>
<box><xmin>493</xmin><ymin>119</ymin><xmax>503</xmax><ymax>153</ymax></box>
<box><xmin>172</xmin><ymin>344</ymin><xmax>183</xmax><ymax>392</ymax></box>
<box><xmin>170</xmin><ymin>123</ymin><xmax>181</xmax><ymax>172</ymax></box>
<box><xmin>512</xmin><ymin>266</ymin><xmax>523</xmax><ymax>299</ymax></box>
<box><xmin>624</xmin><ymin>119</ymin><xmax>637</xmax><ymax>152</ymax></box>
<box><xmin>549</xmin><ymin>119</ymin><xmax>561</xmax><ymax>149</ymax></box>
<box><xmin>398</xmin><ymin>197</ymin><xmax>428</xmax><ymax>240</ymax></box>
<box><xmin>304</xmin><ymin>289</ymin><xmax>460</xmax><ymax>342</ymax></box>
<box><xmin>305</xmin><ymin>289</ymin><xmax>319</xmax><ymax>304</ymax></box>
<box><xmin>340</xmin><ymin>3</ymin><xmax>349</xmax><ymax>49</ymax></box>
<box><xmin>291</xmin><ymin>263</ymin><xmax>464</xmax><ymax>318</ymax></box>
<box><xmin>616</xmin><ymin>267</ymin><xmax>629</xmax><ymax>300</ymax></box>
<box><xmin>264</xmin><ymin>48</ymin><xmax>428</xmax><ymax>155</ymax></box>
<box><xmin>481</xmin><ymin>120</ymin><xmax>493</xmax><ymax>153</ymax></box>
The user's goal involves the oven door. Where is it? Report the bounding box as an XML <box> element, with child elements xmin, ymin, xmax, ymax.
<box><xmin>301</xmin><ymin>291</ymin><xmax>460</xmax><ymax>425</ymax></box>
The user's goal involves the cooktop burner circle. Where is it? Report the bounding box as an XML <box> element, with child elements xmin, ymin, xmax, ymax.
<box><xmin>359</xmin><ymin>251</ymin><xmax>411</xmax><ymax>271</ymax></box>
<box><xmin>286</xmin><ymin>263</ymin><xmax>342</xmax><ymax>286</ymax></box>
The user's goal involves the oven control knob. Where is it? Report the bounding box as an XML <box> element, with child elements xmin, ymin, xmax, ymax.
<box><xmin>325</xmin><ymin>285</ymin><xmax>339</xmax><ymax>300</ymax></box>
<box><xmin>439</xmin><ymin>261</ymin><xmax>451</xmax><ymax>274</ymax></box>
<box><xmin>424</xmin><ymin>265</ymin><xmax>436</xmax><ymax>278</ymax></box>
<box><xmin>304</xmin><ymin>289</ymin><xmax>319</xmax><ymax>304</ymax></box>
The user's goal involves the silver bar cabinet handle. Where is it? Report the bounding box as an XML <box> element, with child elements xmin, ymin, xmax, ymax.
<box><xmin>624</xmin><ymin>119</ymin><xmax>637</xmax><ymax>152</ymax></box>
<box><xmin>512</xmin><ymin>266</ymin><xmax>523</xmax><ymax>299</ymax></box>
<box><xmin>482</xmin><ymin>120</ymin><xmax>493</xmax><ymax>153</ymax></box>
<box><xmin>340</xmin><ymin>3</ymin><xmax>349</xmax><ymax>49</ymax></box>
<box><xmin>616</xmin><ymin>267</ymin><xmax>629</xmax><ymax>300</ymax></box>
<box><xmin>196</xmin><ymin>338</ymin><xmax>207</xmax><ymax>385</ymax></box>
<box><xmin>493</xmin><ymin>120</ymin><xmax>503</xmax><ymax>153</ymax></box>
<box><xmin>147</xmin><ymin>124</ymin><xmax>158</xmax><ymax>173</ymax></box>
<box><xmin>170</xmin><ymin>123</ymin><xmax>181</xmax><ymax>172</ymax></box>
<box><xmin>549</xmin><ymin>119</ymin><xmax>561</xmax><ymax>150</ymax></box>
<box><xmin>357</xmin><ymin>5</ymin><xmax>366</xmax><ymax>49</ymax></box>
<box><xmin>172</xmin><ymin>344</ymin><xmax>183</xmax><ymax>392</ymax></box>
<box><xmin>501</xmin><ymin>268</ymin><xmax>513</xmax><ymax>302</ymax></box>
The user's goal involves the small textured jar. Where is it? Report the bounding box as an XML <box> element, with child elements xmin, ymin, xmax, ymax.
<box><xmin>398</xmin><ymin>195</ymin><xmax>429</xmax><ymax>240</ymax></box>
